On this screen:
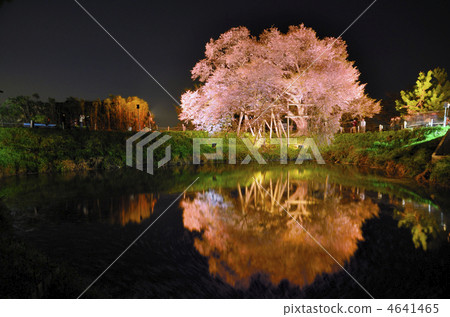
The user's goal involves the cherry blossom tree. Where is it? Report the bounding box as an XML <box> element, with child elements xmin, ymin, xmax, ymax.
<box><xmin>179</xmin><ymin>25</ymin><xmax>380</xmax><ymax>135</ymax></box>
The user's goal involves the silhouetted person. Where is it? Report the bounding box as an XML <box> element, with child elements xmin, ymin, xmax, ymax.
<box><xmin>351</xmin><ymin>119</ymin><xmax>357</xmax><ymax>133</ymax></box>
<box><xmin>60</xmin><ymin>113</ymin><xmax>66</xmax><ymax>129</ymax></box>
<box><xmin>360</xmin><ymin>118</ymin><xmax>366</xmax><ymax>133</ymax></box>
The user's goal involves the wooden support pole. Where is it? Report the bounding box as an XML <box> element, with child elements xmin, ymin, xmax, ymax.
<box><xmin>249</xmin><ymin>125</ymin><xmax>255</xmax><ymax>136</ymax></box>
<box><xmin>269</xmin><ymin>117</ymin><xmax>273</xmax><ymax>139</ymax></box>
<box><xmin>272</xmin><ymin>112</ymin><xmax>280</xmax><ymax>138</ymax></box>
<box><xmin>237</xmin><ymin>111</ymin><xmax>243</xmax><ymax>136</ymax></box>
<box><xmin>244</xmin><ymin>114</ymin><xmax>250</xmax><ymax>133</ymax></box>
<box><xmin>279</xmin><ymin>119</ymin><xmax>287</xmax><ymax>138</ymax></box>
<box><xmin>287</xmin><ymin>117</ymin><xmax>290</xmax><ymax>147</ymax></box>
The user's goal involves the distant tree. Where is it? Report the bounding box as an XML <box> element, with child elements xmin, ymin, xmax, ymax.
<box><xmin>0</xmin><ymin>94</ymin><xmax>46</xmax><ymax>123</ymax></box>
<box><xmin>179</xmin><ymin>25</ymin><xmax>380</xmax><ymax>135</ymax></box>
<box><xmin>395</xmin><ymin>67</ymin><xmax>450</xmax><ymax>114</ymax></box>
<box><xmin>0</xmin><ymin>97</ymin><xmax>25</xmax><ymax>123</ymax></box>
<box><xmin>0</xmin><ymin>94</ymin><xmax>154</xmax><ymax>130</ymax></box>
<box><xmin>85</xmin><ymin>95</ymin><xmax>154</xmax><ymax>131</ymax></box>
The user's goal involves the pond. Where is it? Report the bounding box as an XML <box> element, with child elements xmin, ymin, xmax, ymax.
<box><xmin>1</xmin><ymin>163</ymin><xmax>449</xmax><ymax>298</ymax></box>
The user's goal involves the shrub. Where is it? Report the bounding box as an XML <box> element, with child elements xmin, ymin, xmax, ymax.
<box><xmin>429</xmin><ymin>158</ymin><xmax>450</xmax><ymax>185</ymax></box>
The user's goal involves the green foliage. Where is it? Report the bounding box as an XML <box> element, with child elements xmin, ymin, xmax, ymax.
<box><xmin>0</xmin><ymin>94</ymin><xmax>48</xmax><ymax>123</ymax></box>
<box><xmin>0</xmin><ymin>127</ymin><xmax>448</xmax><ymax>187</ymax></box>
<box><xmin>0</xmin><ymin>128</ymin><xmax>225</xmax><ymax>176</ymax></box>
<box><xmin>395</xmin><ymin>67</ymin><xmax>450</xmax><ymax>114</ymax></box>
<box><xmin>322</xmin><ymin>127</ymin><xmax>448</xmax><ymax>178</ymax></box>
<box><xmin>0</xmin><ymin>128</ymin><xmax>128</xmax><ymax>176</ymax></box>
<box><xmin>394</xmin><ymin>207</ymin><xmax>439</xmax><ymax>251</ymax></box>
<box><xmin>429</xmin><ymin>158</ymin><xmax>450</xmax><ymax>185</ymax></box>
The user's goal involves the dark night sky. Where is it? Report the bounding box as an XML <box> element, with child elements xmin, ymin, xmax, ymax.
<box><xmin>1</xmin><ymin>0</ymin><xmax>449</xmax><ymax>125</ymax></box>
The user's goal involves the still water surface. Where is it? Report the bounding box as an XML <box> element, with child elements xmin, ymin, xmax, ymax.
<box><xmin>1</xmin><ymin>164</ymin><xmax>449</xmax><ymax>298</ymax></box>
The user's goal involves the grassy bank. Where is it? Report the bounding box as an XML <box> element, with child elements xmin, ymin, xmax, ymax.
<box><xmin>321</xmin><ymin>127</ymin><xmax>450</xmax><ymax>185</ymax></box>
<box><xmin>0</xmin><ymin>128</ymin><xmax>301</xmax><ymax>176</ymax></box>
<box><xmin>0</xmin><ymin>127</ymin><xmax>448</xmax><ymax>186</ymax></box>
<box><xmin>0</xmin><ymin>128</ymin><xmax>209</xmax><ymax>177</ymax></box>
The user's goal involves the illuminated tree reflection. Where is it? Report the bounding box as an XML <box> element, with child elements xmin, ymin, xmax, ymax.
<box><xmin>111</xmin><ymin>193</ymin><xmax>157</xmax><ymax>226</ymax></box>
<box><xmin>181</xmin><ymin>173</ymin><xmax>379</xmax><ymax>288</ymax></box>
<box><xmin>394</xmin><ymin>200</ymin><xmax>441</xmax><ymax>250</ymax></box>
<box><xmin>76</xmin><ymin>193</ymin><xmax>157</xmax><ymax>226</ymax></box>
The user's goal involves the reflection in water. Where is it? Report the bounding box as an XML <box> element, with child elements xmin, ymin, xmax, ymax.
<box><xmin>394</xmin><ymin>200</ymin><xmax>441</xmax><ymax>250</ymax></box>
<box><xmin>2</xmin><ymin>165</ymin><xmax>449</xmax><ymax>298</ymax></box>
<box><xmin>112</xmin><ymin>193</ymin><xmax>157</xmax><ymax>226</ymax></box>
<box><xmin>77</xmin><ymin>193</ymin><xmax>157</xmax><ymax>226</ymax></box>
<box><xmin>182</xmin><ymin>172</ymin><xmax>379</xmax><ymax>288</ymax></box>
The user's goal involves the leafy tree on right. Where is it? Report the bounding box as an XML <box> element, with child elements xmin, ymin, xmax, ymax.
<box><xmin>395</xmin><ymin>67</ymin><xmax>450</xmax><ymax>114</ymax></box>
